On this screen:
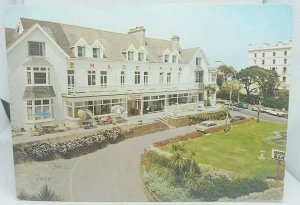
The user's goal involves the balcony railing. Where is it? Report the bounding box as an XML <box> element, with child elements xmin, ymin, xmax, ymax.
<box><xmin>65</xmin><ymin>82</ymin><xmax>205</xmax><ymax>96</ymax></box>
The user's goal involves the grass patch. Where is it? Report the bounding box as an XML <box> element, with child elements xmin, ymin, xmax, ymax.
<box><xmin>162</xmin><ymin>120</ymin><xmax>287</xmax><ymax>180</ymax></box>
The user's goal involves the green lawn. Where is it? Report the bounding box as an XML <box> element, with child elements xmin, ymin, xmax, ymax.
<box><xmin>162</xmin><ymin>120</ymin><xmax>287</xmax><ymax>180</ymax></box>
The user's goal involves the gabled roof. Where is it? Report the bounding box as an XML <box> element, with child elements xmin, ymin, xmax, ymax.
<box><xmin>6</xmin><ymin>18</ymin><xmax>203</xmax><ymax>64</ymax></box>
<box><xmin>5</xmin><ymin>28</ymin><xmax>18</xmax><ymax>46</ymax></box>
<box><xmin>181</xmin><ymin>47</ymin><xmax>200</xmax><ymax>64</ymax></box>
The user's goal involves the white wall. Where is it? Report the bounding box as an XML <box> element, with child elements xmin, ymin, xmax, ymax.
<box><xmin>7</xmin><ymin>27</ymin><xmax>68</xmax><ymax>129</ymax></box>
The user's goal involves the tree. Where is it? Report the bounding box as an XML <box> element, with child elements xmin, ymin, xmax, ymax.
<box><xmin>217</xmin><ymin>65</ymin><xmax>237</xmax><ymax>82</ymax></box>
<box><xmin>217</xmin><ymin>73</ymin><xmax>225</xmax><ymax>88</ymax></box>
<box><xmin>222</xmin><ymin>80</ymin><xmax>242</xmax><ymax>104</ymax></box>
<box><xmin>236</xmin><ymin>66</ymin><xmax>258</xmax><ymax>102</ymax></box>
<box><xmin>255</xmin><ymin>69</ymin><xmax>279</xmax><ymax>99</ymax></box>
<box><xmin>236</xmin><ymin>66</ymin><xmax>279</xmax><ymax>101</ymax></box>
<box><xmin>204</xmin><ymin>85</ymin><xmax>216</xmax><ymax>106</ymax></box>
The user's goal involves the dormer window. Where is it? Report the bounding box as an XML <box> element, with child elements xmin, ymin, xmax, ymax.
<box><xmin>128</xmin><ymin>51</ymin><xmax>134</xmax><ymax>61</ymax></box>
<box><xmin>78</xmin><ymin>46</ymin><xmax>86</xmax><ymax>57</ymax></box>
<box><xmin>164</xmin><ymin>54</ymin><xmax>169</xmax><ymax>63</ymax></box>
<box><xmin>28</xmin><ymin>41</ymin><xmax>45</xmax><ymax>56</ymax></box>
<box><xmin>93</xmin><ymin>48</ymin><xmax>100</xmax><ymax>58</ymax></box>
<box><xmin>196</xmin><ymin>57</ymin><xmax>202</xmax><ymax>66</ymax></box>
<box><xmin>138</xmin><ymin>52</ymin><xmax>144</xmax><ymax>61</ymax></box>
<box><xmin>172</xmin><ymin>55</ymin><xmax>177</xmax><ymax>63</ymax></box>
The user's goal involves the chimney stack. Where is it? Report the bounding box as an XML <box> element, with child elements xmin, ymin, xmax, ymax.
<box><xmin>171</xmin><ymin>35</ymin><xmax>180</xmax><ymax>51</ymax></box>
<box><xmin>128</xmin><ymin>26</ymin><xmax>146</xmax><ymax>46</ymax></box>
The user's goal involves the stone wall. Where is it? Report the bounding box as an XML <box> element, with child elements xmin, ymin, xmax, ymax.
<box><xmin>166</xmin><ymin>116</ymin><xmax>189</xmax><ymax>128</ymax></box>
<box><xmin>130</xmin><ymin>121</ymin><xmax>169</xmax><ymax>138</ymax></box>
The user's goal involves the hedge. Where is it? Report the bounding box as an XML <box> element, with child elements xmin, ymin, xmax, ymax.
<box><xmin>188</xmin><ymin>110</ymin><xmax>229</xmax><ymax>125</ymax></box>
<box><xmin>24</xmin><ymin>127</ymin><xmax>130</xmax><ymax>161</ymax></box>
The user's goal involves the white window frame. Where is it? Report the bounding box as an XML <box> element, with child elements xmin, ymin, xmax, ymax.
<box><xmin>26</xmin><ymin>98</ymin><xmax>53</xmax><ymax>121</ymax></box>
<box><xmin>88</xmin><ymin>70</ymin><xmax>96</xmax><ymax>86</ymax></box>
<box><xmin>159</xmin><ymin>72</ymin><xmax>164</xmax><ymax>84</ymax></box>
<box><xmin>164</xmin><ymin>54</ymin><xmax>170</xmax><ymax>63</ymax></box>
<box><xmin>93</xmin><ymin>47</ymin><xmax>100</xmax><ymax>58</ymax></box>
<box><xmin>196</xmin><ymin>57</ymin><xmax>202</xmax><ymax>66</ymax></box>
<box><xmin>100</xmin><ymin>71</ymin><xmax>107</xmax><ymax>88</ymax></box>
<box><xmin>26</xmin><ymin>67</ymin><xmax>50</xmax><ymax>85</ymax></box>
<box><xmin>128</xmin><ymin>51</ymin><xmax>134</xmax><ymax>61</ymax></box>
<box><xmin>172</xmin><ymin>55</ymin><xmax>177</xmax><ymax>63</ymax></box>
<box><xmin>195</xmin><ymin>71</ymin><xmax>203</xmax><ymax>83</ymax></box>
<box><xmin>144</xmin><ymin>72</ymin><xmax>149</xmax><ymax>86</ymax></box>
<box><xmin>167</xmin><ymin>72</ymin><xmax>171</xmax><ymax>85</ymax></box>
<box><xmin>28</xmin><ymin>41</ymin><xmax>45</xmax><ymax>56</ymax></box>
<box><xmin>121</xmin><ymin>71</ymin><xmax>125</xmax><ymax>86</ymax></box>
<box><xmin>135</xmin><ymin>71</ymin><xmax>141</xmax><ymax>84</ymax></box>
<box><xmin>138</xmin><ymin>52</ymin><xmax>144</xmax><ymax>61</ymax></box>
<box><xmin>78</xmin><ymin>46</ymin><xmax>86</xmax><ymax>57</ymax></box>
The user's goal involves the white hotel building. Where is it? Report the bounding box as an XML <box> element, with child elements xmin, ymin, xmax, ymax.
<box><xmin>5</xmin><ymin>18</ymin><xmax>217</xmax><ymax>129</ymax></box>
<box><xmin>248</xmin><ymin>40</ymin><xmax>292</xmax><ymax>89</ymax></box>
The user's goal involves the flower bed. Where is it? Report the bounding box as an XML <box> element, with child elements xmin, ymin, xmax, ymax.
<box><xmin>23</xmin><ymin>127</ymin><xmax>130</xmax><ymax>161</ymax></box>
<box><xmin>141</xmin><ymin>149</ymin><xmax>269</xmax><ymax>202</ymax></box>
<box><xmin>154</xmin><ymin>132</ymin><xmax>204</xmax><ymax>147</ymax></box>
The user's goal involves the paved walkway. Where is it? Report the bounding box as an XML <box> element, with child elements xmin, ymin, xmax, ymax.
<box><xmin>15</xmin><ymin>125</ymin><xmax>197</xmax><ymax>202</ymax></box>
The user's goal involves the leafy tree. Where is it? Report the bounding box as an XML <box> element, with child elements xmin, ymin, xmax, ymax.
<box><xmin>255</xmin><ymin>69</ymin><xmax>279</xmax><ymax>99</ymax></box>
<box><xmin>217</xmin><ymin>65</ymin><xmax>237</xmax><ymax>82</ymax></box>
<box><xmin>222</xmin><ymin>80</ymin><xmax>242</xmax><ymax>103</ymax></box>
<box><xmin>235</xmin><ymin>66</ymin><xmax>259</xmax><ymax>102</ymax></box>
<box><xmin>217</xmin><ymin>73</ymin><xmax>225</xmax><ymax>87</ymax></box>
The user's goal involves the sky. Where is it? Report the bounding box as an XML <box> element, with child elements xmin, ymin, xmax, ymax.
<box><xmin>4</xmin><ymin>4</ymin><xmax>292</xmax><ymax>70</ymax></box>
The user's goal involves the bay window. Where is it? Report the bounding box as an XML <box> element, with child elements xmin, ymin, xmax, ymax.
<box><xmin>26</xmin><ymin>99</ymin><xmax>53</xmax><ymax>121</ymax></box>
<box><xmin>26</xmin><ymin>67</ymin><xmax>50</xmax><ymax>85</ymax></box>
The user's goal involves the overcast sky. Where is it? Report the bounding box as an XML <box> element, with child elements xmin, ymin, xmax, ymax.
<box><xmin>4</xmin><ymin>4</ymin><xmax>292</xmax><ymax>69</ymax></box>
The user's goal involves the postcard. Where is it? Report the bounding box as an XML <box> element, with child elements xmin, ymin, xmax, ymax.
<box><xmin>5</xmin><ymin>3</ymin><xmax>291</xmax><ymax>202</ymax></box>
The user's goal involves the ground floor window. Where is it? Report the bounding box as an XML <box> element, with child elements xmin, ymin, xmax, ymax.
<box><xmin>143</xmin><ymin>95</ymin><xmax>165</xmax><ymax>114</ymax></box>
<box><xmin>166</xmin><ymin>92</ymin><xmax>198</xmax><ymax>106</ymax></box>
<box><xmin>66</xmin><ymin>98</ymin><xmax>127</xmax><ymax>118</ymax></box>
<box><xmin>26</xmin><ymin>98</ymin><xmax>53</xmax><ymax>120</ymax></box>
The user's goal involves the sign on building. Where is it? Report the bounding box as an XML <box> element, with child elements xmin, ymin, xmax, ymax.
<box><xmin>272</xmin><ymin>149</ymin><xmax>286</xmax><ymax>161</ymax></box>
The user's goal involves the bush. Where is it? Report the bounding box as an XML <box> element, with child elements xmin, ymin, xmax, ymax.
<box><xmin>225</xmin><ymin>178</ymin><xmax>268</xmax><ymax>199</ymax></box>
<box><xmin>18</xmin><ymin>184</ymin><xmax>63</xmax><ymax>201</ymax></box>
<box><xmin>54</xmin><ymin>135</ymin><xmax>107</xmax><ymax>158</ymax></box>
<box><xmin>188</xmin><ymin>110</ymin><xmax>229</xmax><ymax>125</ymax></box>
<box><xmin>263</xmin><ymin>96</ymin><xmax>289</xmax><ymax>110</ymax></box>
<box><xmin>141</xmin><ymin>149</ymin><xmax>268</xmax><ymax>202</ymax></box>
<box><xmin>24</xmin><ymin>127</ymin><xmax>130</xmax><ymax>161</ymax></box>
<box><xmin>25</xmin><ymin>143</ymin><xmax>54</xmax><ymax>161</ymax></box>
<box><xmin>102</xmin><ymin>127</ymin><xmax>125</xmax><ymax>143</ymax></box>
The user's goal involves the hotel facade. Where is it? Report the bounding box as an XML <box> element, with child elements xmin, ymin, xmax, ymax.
<box><xmin>248</xmin><ymin>41</ymin><xmax>292</xmax><ymax>89</ymax></box>
<box><xmin>6</xmin><ymin>18</ymin><xmax>217</xmax><ymax>129</ymax></box>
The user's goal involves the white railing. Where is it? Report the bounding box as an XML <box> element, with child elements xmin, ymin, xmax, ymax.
<box><xmin>64</xmin><ymin>83</ymin><xmax>205</xmax><ymax>96</ymax></box>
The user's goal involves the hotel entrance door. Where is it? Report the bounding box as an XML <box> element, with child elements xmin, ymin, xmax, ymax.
<box><xmin>127</xmin><ymin>97</ymin><xmax>141</xmax><ymax>116</ymax></box>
